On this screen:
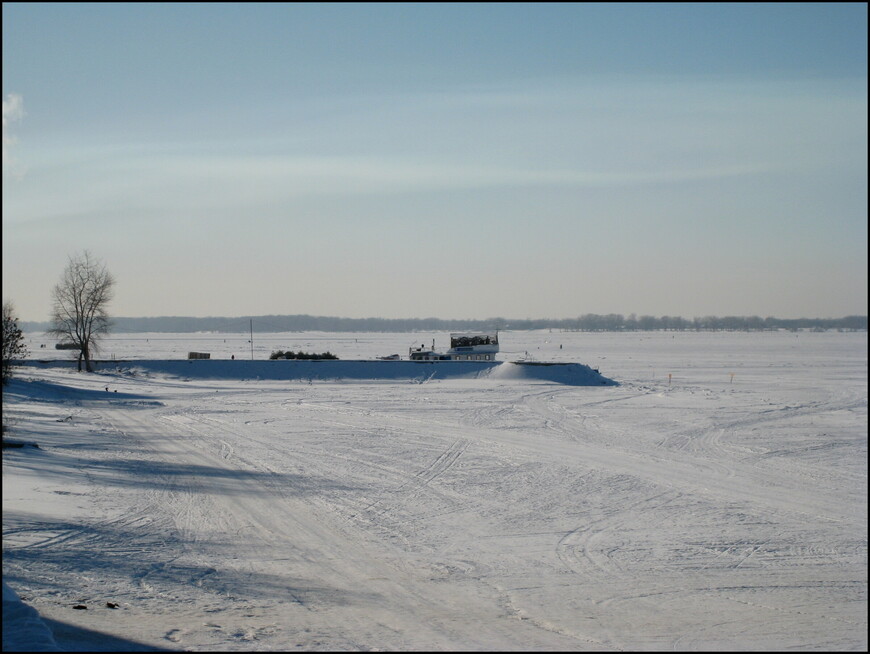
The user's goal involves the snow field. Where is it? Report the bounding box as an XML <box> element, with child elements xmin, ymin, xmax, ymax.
<box><xmin>3</xmin><ymin>330</ymin><xmax>867</xmax><ymax>650</ymax></box>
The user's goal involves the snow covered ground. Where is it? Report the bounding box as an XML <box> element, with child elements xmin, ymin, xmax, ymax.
<box><xmin>3</xmin><ymin>330</ymin><xmax>867</xmax><ymax>651</ymax></box>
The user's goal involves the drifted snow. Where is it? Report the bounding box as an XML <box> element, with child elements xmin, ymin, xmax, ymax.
<box><xmin>18</xmin><ymin>358</ymin><xmax>616</xmax><ymax>386</ymax></box>
<box><xmin>2</xmin><ymin>330</ymin><xmax>867</xmax><ymax>651</ymax></box>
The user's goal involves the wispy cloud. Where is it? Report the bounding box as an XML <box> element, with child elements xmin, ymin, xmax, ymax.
<box><xmin>3</xmin><ymin>93</ymin><xmax>25</xmax><ymax>172</ymax></box>
<box><xmin>156</xmin><ymin>154</ymin><xmax>772</xmax><ymax>197</ymax></box>
<box><xmin>1</xmin><ymin>150</ymin><xmax>770</xmax><ymax>229</ymax></box>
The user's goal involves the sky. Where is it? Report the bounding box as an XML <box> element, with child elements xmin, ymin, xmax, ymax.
<box><xmin>2</xmin><ymin>3</ymin><xmax>867</xmax><ymax>322</ymax></box>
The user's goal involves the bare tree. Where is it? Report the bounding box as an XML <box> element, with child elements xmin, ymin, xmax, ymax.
<box><xmin>48</xmin><ymin>251</ymin><xmax>115</xmax><ymax>372</ymax></box>
<box><xmin>2</xmin><ymin>300</ymin><xmax>27</xmax><ymax>385</ymax></box>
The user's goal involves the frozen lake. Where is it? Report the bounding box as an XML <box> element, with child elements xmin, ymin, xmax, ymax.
<box><xmin>3</xmin><ymin>330</ymin><xmax>867</xmax><ymax>651</ymax></box>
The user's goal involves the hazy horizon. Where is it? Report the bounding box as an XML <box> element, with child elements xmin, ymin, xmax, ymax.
<box><xmin>17</xmin><ymin>311</ymin><xmax>866</xmax><ymax>335</ymax></box>
<box><xmin>13</xmin><ymin>308</ymin><xmax>870</xmax><ymax>327</ymax></box>
<box><xmin>3</xmin><ymin>4</ymin><xmax>867</xmax><ymax>322</ymax></box>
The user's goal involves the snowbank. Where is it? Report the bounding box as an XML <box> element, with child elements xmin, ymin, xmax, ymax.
<box><xmin>2</xmin><ymin>581</ymin><xmax>61</xmax><ymax>652</ymax></box>
<box><xmin>487</xmin><ymin>361</ymin><xmax>615</xmax><ymax>385</ymax></box>
<box><xmin>21</xmin><ymin>359</ymin><xmax>616</xmax><ymax>386</ymax></box>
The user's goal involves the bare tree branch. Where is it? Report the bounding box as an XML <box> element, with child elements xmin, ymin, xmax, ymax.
<box><xmin>2</xmin><ymin>300</ymin><xmax>27</xmax><ymax>385</ymax></box>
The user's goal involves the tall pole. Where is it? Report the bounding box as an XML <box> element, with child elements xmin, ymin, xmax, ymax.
<box><xmin>250</xmin><ymin>319</ymin><xmax>254</xmax><ymax>360</ymax></box>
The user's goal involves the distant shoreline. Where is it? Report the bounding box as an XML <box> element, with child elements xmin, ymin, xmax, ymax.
<box><xmin>19</xmin><ymin>314</ymin><xmax>868</xmax><ymax>333</ymax></box>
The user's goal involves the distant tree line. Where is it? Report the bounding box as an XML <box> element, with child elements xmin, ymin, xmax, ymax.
<box><xmin>19</xmin><ymin>313</ymin><xmax>867</xmax><ymax>334</ymax></box>
<box><xmin>558</xmin><ymin>314</ymin><xmax>868</xmax><ymax>332</ymax></box>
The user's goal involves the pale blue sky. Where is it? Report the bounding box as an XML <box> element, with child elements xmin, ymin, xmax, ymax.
<box><xmin>3</xmin><ymin>3</ymin><xmax>867</xmax><ymax>321</ymax></box>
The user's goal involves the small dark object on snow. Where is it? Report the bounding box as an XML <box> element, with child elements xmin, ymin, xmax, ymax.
<box><xmin>73</xmin><ymin>604</ymin><xmax>87</xmax><ymax>610</ymax></box>
<box><xmin>2</xmin><ymin>441</ymin><xmax>39</xmax><ymax>449</ymax></box>
<box><xmin>106</xmin><ymin>602</ymin><xmax>119</xmax><ymax>609</ymax></box>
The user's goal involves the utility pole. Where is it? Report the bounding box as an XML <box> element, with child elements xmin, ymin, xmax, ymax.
<box><xmin>250</xmin><ymin>319</ymin><xmax>254</xmax><ymax>360</ymax></box>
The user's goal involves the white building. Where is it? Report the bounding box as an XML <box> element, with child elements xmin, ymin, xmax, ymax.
<box><xmin>408</xmin><ymin>332</ymin><xmax>499</xmax><ymax>361</ymax></box>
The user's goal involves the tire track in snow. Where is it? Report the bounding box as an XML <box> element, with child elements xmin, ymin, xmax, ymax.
<box><xmin>520</xmin><ymin>387</ymin><xmax>738</xmax><ymax>482</ymax></box>
<box><xmin>107</xmin><ymin>409</ymin><xmax>417</xmax><ymax>642</ymax></box>
<box><xmin>185</xmin><ymin>408</ymin><xmax>466</xmax><ymax>497</ymax></box>
<box><xmin>501</xmin><ymin>387</ymin><xmax>857</xmax><ymax>524</ymax></box>
<box><xmin>403</xmin><ymin>438</ymin><xmax>470</xmax><ymax>490</ymax></box>
<box><xmin>658</xmin><ymin>387</ymin><xmax>866</xmax><ymax>477</ymax></box>
<box><xmin>257</xmin><ymin>400</ymin><xmax>481</xmax><ymax>523</ymax></box>
<box><xmin>555</xmin><ymin>489</ymin><xmax>683</xmax><ymax>579</ymax></box>
<box><xmin>155</xmin><ymin>392</ymin><xmax>614</xmax><ymax>650</ymax></box>
<box><xmin>120</xmin><ymin>404</ymin><xmax>583</xmax><ymax>650</ymax></box>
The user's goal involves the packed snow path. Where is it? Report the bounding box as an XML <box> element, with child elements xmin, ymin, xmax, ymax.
<box><xmin>3</xmin><ymin>331</ymin><xmax>867</xmax><ymax>651</ymax></box>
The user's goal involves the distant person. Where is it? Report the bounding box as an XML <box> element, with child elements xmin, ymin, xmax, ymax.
<box><xmin>231</xmin><ymin>355</ymin><xmax>235</xmax><ymax>360</ymax></box>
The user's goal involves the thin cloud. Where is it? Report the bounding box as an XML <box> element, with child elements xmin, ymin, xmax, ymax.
<box><xmin>122</xmin><ymin>153</ymin><xmax>775</xmax><ymax>201</ymax></box>
<box><xmin>3</xmin><ymin>93</ymin><xmax>25</xmax><ymax>172</ymax></box>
